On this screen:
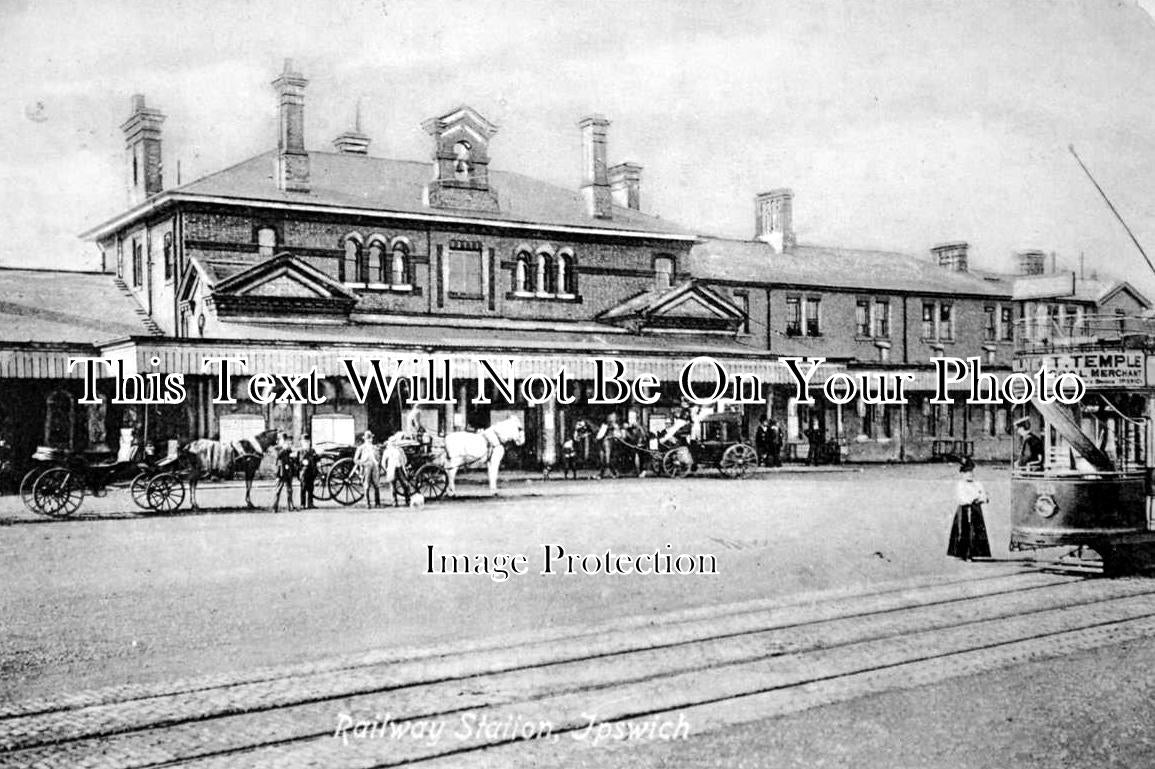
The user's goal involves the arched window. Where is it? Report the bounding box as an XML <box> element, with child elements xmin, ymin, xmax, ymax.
<box><xmin>340</xmin><ymin>235</ymin><xmax>362</xmax><ymax>283</ymax></box>
<box><xmin>654</xmin><ymin>255</ymin><xmax>675</xmax><ymax>290</ymax></box>
<box><xmin>514</xmin><ymin>251</ymin><xmax>532</xmax><ymax>293</ymax></box>
<box><xmin>391</xmin><ymin>241</ymin><xmax>409</xmax><ymax>286</ymax></box>
<box><xmin>257</xmin><ymin>227</ymin><xmax>277</xmax><ymax>257</ymax></box>
<box><xmin>557</xmin><ymin>251</ymin><xmax>576</xmax><ymax>295</ymax></box>
<box><xmin>367</xmin><ymin>240</ymin><xmax>385</xmax><ymax>284</ymax></box>
<box><xmin>536</xmin><ymin>252</ymin><xmax>554</xmax><ymax>295</ymax></box>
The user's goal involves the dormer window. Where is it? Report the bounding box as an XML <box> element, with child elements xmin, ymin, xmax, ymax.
<box><xmin>454</xmin><ymin>141</ymin><xmax>472</xmax><ymax>181</ymax></box>
<box><xmin>654</xmin><ymin>255</ymin><xmax>675</xmax><ymax>290</ymax></box>
<box><xmin>257</xmin><ymin>227</ymin><xmax>277</xmax><ymax>257</ymax></box>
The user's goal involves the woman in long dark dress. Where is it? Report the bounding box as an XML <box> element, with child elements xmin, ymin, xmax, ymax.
<box><xmin>948</xmin><ymin>457</ymin><xmax>991</xmax><ymax>561</ymax></box>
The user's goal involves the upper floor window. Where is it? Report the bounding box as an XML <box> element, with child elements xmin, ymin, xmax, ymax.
<box><xmin>453</xmin><ymin>141</ymin><xmax>472</xmax><ymax>181</ymax></box>
<box><xmin>984</xmin><ymin>306</ymin><xmax>997</xmax><ymax>341</ymax></box>
<box><xmin>856</xmin><ymin>300</ymin><xmax>870</xmax><ymax>336</ymax></box>
<box><xmin>449</xmin><ymin>245</ymin><xmax>483</xmax><ymax>298</ymax></box>
<box><xmin>1000</xmin><ymin>307</ymin><xmax>1014</xmax><ymax>341</ymax></box>
<box><xmin>558</xmin><ymin>252</ymin><xmax>578</xmax><ymax>296</ymax></box>
<box><xmin>257</xmin><ymin>227</ymin><xmax>277</xmax><ymax>257</ymax></box>
<box><xmin>163</xmin><ymin>232</ymin><xmax>174</xmax><ymax>281</ymax></box>
<box><xmin>366</xmin><ymin>239</ymin><xmax>385</xmax><ymax>284</ymax></box>
<box><xmin>654</xmin><ymin>256</ymin><xmax>675</xmax><ymax>290</ymax></box>
<box><xmin>514</xmin><ymin>251</ymin><xmax>532</xmax><ymax>294</ymax></box>
<box><xmin>116</xmin><ymin>241</ymin><xmax>124</xmax><ymax>279</ymax></box>
<box><xmin>735</xmin><ymin>291</ymin><xmax>750</xmax><ymax>334</ymax></box>
<box><xmin>805</xmin><ymin>297</ymin><xmax>821</xmax><ymax>336</ymax></box>
<box><xmin>536</xmin><ymin>252</ymin><xmax>555</xmax><ymax>295</ymax></box>
<box><xmin>131</xmin><ymin>240</ymin><xmax>142</xmax><ymax>288</ymax></box>
<box><xmin>785</xmin><ymin>296</ymin><xmax>802</xmax><ymax>336</ymax></box>
<box><xmin>391</xmin><ymin>241</ymin><xmax>410</xmax><ymax>287</ymax></box>
<box><xmin>340</xmin><ymin>234</ymin><xmax>362</xmax><ymax>284</ymax></box>
<box><xmin>922</xmin><ymin>300</ymin><xmax>954</xmax><ymax>341</ymax></box>
<box><xmin>873</xmin><ymin>300</ymin><xmax>889</xmax><ymax>337</ymax></box>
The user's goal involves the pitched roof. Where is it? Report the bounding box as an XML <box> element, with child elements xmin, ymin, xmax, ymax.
<box><xmin>0</xmin><ymin>268</ymin><xmax>158</xmax><ymax>345</ymax></box>
<box><xmin>600</xmin><ymin>280</ymin><xmax>745</xmax><ymax>323</ymax></box>
<box><xmin>689</xmin><ymin>238</ymin><xmax>1014</xmax><ymax>297</ymax></box>
<box><xmin>97</xmin><ymin>150</ymin><xmax>695</xmax><ymax>239</ymax></box>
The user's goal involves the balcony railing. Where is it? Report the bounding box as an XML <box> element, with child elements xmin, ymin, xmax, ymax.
<box><xmin>1014</xmin><ymin>313</ymin><xmax>1155</xmax><ymax>354</ymax></box>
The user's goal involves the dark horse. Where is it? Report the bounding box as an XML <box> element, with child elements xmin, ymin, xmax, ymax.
<box><xmin>179</xmin><ymin>429</ymin><xmax>280</xmax><ymax>510</ymax></box>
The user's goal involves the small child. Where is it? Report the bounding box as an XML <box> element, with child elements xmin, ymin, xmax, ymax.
<box><xmin>271</xmin><ymin>432</ymin><xmax>297</xmax><ymax>513</ymax></box>
<box><xmin>561</xmin><ymin>434</ymin><xmax>577</xmax><ymax>479</ymax></box>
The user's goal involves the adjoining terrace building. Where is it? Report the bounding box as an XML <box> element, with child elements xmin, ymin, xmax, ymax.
<box><xmin>0</xmin><ymin>60</ymin><xmax>1146</xmax><ymax>468</ymax></box>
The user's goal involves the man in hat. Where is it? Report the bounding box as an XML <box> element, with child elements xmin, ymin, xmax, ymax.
<box><xmin>1015</xmin><ymin>418</ymin><xmax>1044</xmax><ymax>470</ymax></box>
<box><xmin>271</xmin><ymin>432</ymin><xmax>297</xmax><ymax>513</ymax></box>
<box><xmin>354</xmin><ymin>430</ymin><xmax>381</xmax><ymax>508</ymax></box>
<box><xmin>297</xmin><ymin>433</ymin><xmax>319</xmax><ymax>509</ymax></box>
<box><xmin>381</xmin><ymin>433</ymin><xmax>413</xmax><ymax>507</ymax></box>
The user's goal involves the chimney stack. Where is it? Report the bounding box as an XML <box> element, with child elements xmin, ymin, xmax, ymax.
<box><xmin>754</xmin><ymin>189</ymin><xmax>795</xmax><ymax>253</ymax></box>
<box><xmin>609</xmin><ymin>163</ymin><xmax>642</xmax><ymax>211</ymax></box>
<box><xmin>333</xmin><ymin>100</ymin><xmax>371</xmax><ymax>155</ymax></box>
<box><xmin>272</xmin><ymin>59</ymin><xmax>309</xmax><ymax>192</ymax></box>
<box><xmin>1016</xmin><ymin>249</ymin><xmax>1046</xmax><ymax>276</ymax></box>
<box><xmin>121</xmin><ymin>94</ymin><xmax>165</xmax><ymax>205</ymax></box>
<box><xmin>931</xmin><ymin>241</ymin><xmax>969</xmax><ymax>272</ymax></box>
<box><xmin>579</xmin><ymin>115</ymin><xmax>612</xmax><ymax>219</ymax></box>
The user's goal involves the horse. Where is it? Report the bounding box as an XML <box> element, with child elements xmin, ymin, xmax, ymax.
<box><xmin>441</xmin><ymin>416</ymin><xmax>525</xmax><ymax>495</ymax></box>
<box><xmin>179</xmin><ymin>428</ymin><xmax>280</xmax><ymax>510</ymax></box>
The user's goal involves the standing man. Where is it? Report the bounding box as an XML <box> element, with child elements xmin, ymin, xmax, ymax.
<box><xmin>297</xmin><ymin>433</ymin><xmax>319</xmax><ymax>509</ymax></box>
<box><xmin>805</xmin><ymin>419</ymin><xmax>825</xmax><ymax>466</ymax></box>
<box><xmin>767</xmin><ymin>417</ymin><xmax>783</xmax><ymax>467</ymax></box>
<box><xmin>596</xmin><ymin>413</ymin><xmax>619</xmax><ymax>480</ymax></box>
<box><xmin>380</xmin><ymin>434</ymin><xmax>412</xmax><ymax>507</ymax></box>
<box><xmin>354</xmin><ymin>430</ymin><xmax>381</xmax><ymax>508</ymax></box>
<box><xmin>754</xmin><ymin>416</ymin><xmax>770</xmax><ymax>467</ymax></box>
<box><xmin>271</xmin><ymin>432</ymin><xmax>297</xmax><ymax>513</ymax></box>
<box><xmin>1015</xmin><ymin>418</ymin><xmax>1044</xmax><ymax>470</ymax></box>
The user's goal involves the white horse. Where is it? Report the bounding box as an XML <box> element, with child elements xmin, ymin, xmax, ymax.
<box><xmin>442</xmin><ymin>416</ymin><xmax>525</xmax><ymax>495</ymax></box>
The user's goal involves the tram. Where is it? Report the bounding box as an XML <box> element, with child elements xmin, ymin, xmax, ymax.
<box><xmin>1011</xmin><ymin>314</ymin><xmax>1155</xmax><ymax>574</ymax></box>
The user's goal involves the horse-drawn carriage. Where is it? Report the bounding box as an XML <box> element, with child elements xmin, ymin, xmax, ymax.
<box><xmin>655</xmin><ymin>412</ymin><xmax>759</xmax><ymax>479</ymax></box>
<box><xmin>323</xmin><ymin>434</ymin><xmax>450</xmax><ymax>505</ymax></box>
<box><xmin>19</xmin><ymin>445</ymin><xmax>185</xmax><ymax>517</ymax></box>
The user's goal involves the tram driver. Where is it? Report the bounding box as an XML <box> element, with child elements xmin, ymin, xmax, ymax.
<box><xmin>1014</xmin><ymin>417</ymin><xmax>1044</xmax><ymax>471</ymax></box>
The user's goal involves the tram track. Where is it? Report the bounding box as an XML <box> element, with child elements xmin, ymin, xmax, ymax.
<box><xmin>3</xmin><ymin>567</ymin><xmax>1154</xmax><ymax>768</ymax></box>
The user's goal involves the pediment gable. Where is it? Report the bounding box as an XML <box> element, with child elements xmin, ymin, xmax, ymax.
<box><xmin>214</xmin><ymin>253</ymin><xmax>357</xmax><ymax>301</ymax></box>
<box><xmin>600</xmin><ymin>280</ymin><xmax>746</xmax><ymax>332</ymax></box>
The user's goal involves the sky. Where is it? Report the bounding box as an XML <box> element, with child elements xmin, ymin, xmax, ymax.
<box><xmin>3</xmin><ymin>0</ymin><xmax>1155</xmax><ymax>296</ymax></box>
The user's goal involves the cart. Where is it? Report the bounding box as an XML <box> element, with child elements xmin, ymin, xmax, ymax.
<box><xmin>660</xmin><ymin>412</ymin><xmax>758</xmax><ymax>479</ymax></box>
<box><xmin>326</xmin><ymin>434</ymin><xmax>449</xmax><ymax>505</ymax></box>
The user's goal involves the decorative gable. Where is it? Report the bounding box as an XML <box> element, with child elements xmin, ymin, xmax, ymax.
<box><xmin>209</xmin><ymin>252</ymin><xmax>358</xmax><ymax>319</ymax></box>
<box><xmin>422</xmin><ymin>104</ymin><xmax>500</xmax><ymax>213</ymax></box>
<box><xmin>599</xmin><ymin>280</ymin><xmax>746</xmax><ymax>333</ymax></box>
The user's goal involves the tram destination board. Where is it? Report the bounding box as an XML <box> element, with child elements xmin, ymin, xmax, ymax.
<box><xmin>1014</xmin><ymin>351</ymin><xmax>1148</xmax><ymax>388</ymax></box>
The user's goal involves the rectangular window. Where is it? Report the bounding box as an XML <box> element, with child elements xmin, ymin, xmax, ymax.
<box><xmin>1000</xmin><ymin>306</ymin><xmax>1014</xmax><ymax>341</ymax></box>
<box><xmin>163</xmin><ymin>233</ymin><xmax>174</xmax><ymax>281</ymax></box>
<box><xmin>863</xmin><ymin>404</ymin><xmax>875</xmax><ymax>439</ymax></box>
<box><xmin>984</xmin><ymin>306</ymin><xmax>996</xmax><ymax>341</ymax></box>
<box><xmin>855</xmin><ymin>300</ymin><xmax>870</xmax><ymax>336</ymax></box>
<box><xmin>132</xmin><ymin>240</ymin><xmax>142</xmax><ymax>288</ymax></box>
<box><xmin>922</xmin><ymin>302</ymin><xmax>935</xmax><ymax>339</ymax></box>
<box><xmin>873</xmin><ymin>300</ymin><xmax>889</xmax><ymax>337</ymax></box>
<box><xmin>1117</xmin><ymin>308</ymin><xmax>1127</xmax><ymax>334</ymax></box>
<box><xmin>939</xmin><ymin>303</ymin><xmax>954</xmax><ymax>341</ymax></box>
<box><xmin>882</xmin><ymin>405</ymin><xmax>893</xmax><ymax>439</ymax></box>
<box><xmin>448</xmin><ymin>248</ymin><xmax>483</xmax><ymax>297</ymax></box>
<box><xmin>785</xmin><ymin>296</ymin><xmax>801</xmax><ymax>336</ymax></box>
<box><xmin>735</xmin><ymin>291</ymin><xmax>750</xmax><ymax>334</ymax></box>
<box><xmin>805</xmin><ymin>297</ymin><xmax>821</xmax><ymax>336</ymax></box>
<box><xmin>927</xmin><ymin>403</ymin><xmax>938</xmax><ymax>437</ymax></box>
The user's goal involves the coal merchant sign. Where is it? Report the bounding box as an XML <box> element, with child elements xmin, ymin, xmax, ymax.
<box><xmin>1014</xmin><ymin>351</ymin><xmax>1148</xmax><ymax>388</ymax></box>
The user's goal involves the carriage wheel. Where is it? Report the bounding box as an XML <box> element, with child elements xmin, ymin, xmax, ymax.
<box><xmin>143</xmin><ymin>473</ymin><xmax>185</xmax><ymax>514</ymax></box>
<box><xmin>413</xmin><ymin>463</ymin><xmax>449</xmax><ymax>500</ymax></box>
<box><xmin>720</xmin><ymin>443</ymin><xmax>758</xmax><ymax>479</ymax></box>
<box><xmin>20</xmin><ymin>467</ymin><xmax>44</xmax><ymax>514</ymax></box>
<box><xmin>327</xmin><ymin>458</ymin><xmax>364</xmax><ymax>506</ymax></box>
<box><xmin>312</xmin><ymin>457</ymin><xmax>335</xmax><ymax>501</ymax></box>
<box><xmin>662</xmin><ymin>447</ymin><xmax>692</xmax><ymax>478</ymax></box>
<box><xmin>649</xmin><ymin>453</ymin><xmax>665</xmax><ymax>477</ymax></box>
<box><xmin>33</xmin><ymin>468</ymin><xmax>84</xmax><ymax>518</ymax></box>
<box><xmin>130</xmin><ymin>472</ymin><xmax>153</xmax><ymax>509</ymax></box>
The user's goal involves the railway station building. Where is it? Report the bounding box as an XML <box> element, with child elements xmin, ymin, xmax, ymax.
<box><xmin>1</xmin><ymin>61</ymin><xmax>1147</xmax><ymax>468</ymax></box>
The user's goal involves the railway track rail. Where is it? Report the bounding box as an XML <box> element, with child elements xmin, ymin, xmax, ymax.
<box><xmin>3</xmin><ymin>564</ymin><xmax>1154</xmax><ymax>767</ymax></box>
